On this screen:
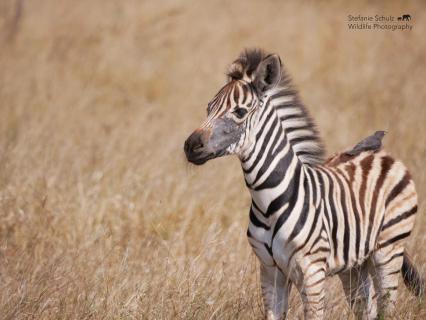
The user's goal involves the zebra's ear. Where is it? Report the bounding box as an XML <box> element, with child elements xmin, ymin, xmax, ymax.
<box><xmin>253</xmin><ymin>54</ymin><xmax>282</xmax><ymax>94</ymax></box>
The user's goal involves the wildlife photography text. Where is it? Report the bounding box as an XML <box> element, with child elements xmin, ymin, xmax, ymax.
<box><xmin>347</xmin><ymin>14</ymin><xmax>413</xmax><ymax>31</ymax></box>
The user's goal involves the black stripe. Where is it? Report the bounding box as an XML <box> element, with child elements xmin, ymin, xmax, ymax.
<box><xmin>376</xmin><ymin>252</ymin><xmax>404</xmax><ymax>267</ymax></box>
<box><xmin>247</xmin><ymin>228</ymin><xmax>252</xmax><ymax>238</ymax></box>
<box><xmin>288</xmin><ymin>201</ymin><xmax>323</xmax><ymax>263</ymax></box>
<box><xmin>265</xmin><ymin>244</ymin><xmax>273</xmax><ymax>257</ymax></box>
<box><xmin>241</xmin><ymin>84</ymin><xmax>248</xmax><ymax>104</ymax></box>
<box><xmin>385</xmin><ymin>171</ymin><xmax>411</xmax><ymax>207</ymax></box>
<box><xmin>249</xmin><ymin>207</ymin><xmax>270</xmax><ymax>230</ymax></box>
<box><xmin>288</xmin><ymin>175</ymin><xmax>311</xmax><ymax>242</ymax></box>
<box><xmin>382</xmin><ymin>286</ymin><xmax>398</xmax><ymax>291</ymax></box>
<box><xmin>253</xmin><ymin>146</ymin><xmax>293</xmax><ymax>190</ymax></box>
<box><xmin>387</xmin><ymin>270</ymin><xmax>401</xmax><ymax>276</ymax></box>
<box><xmin>308</xmin><ymin>245</ymin><xmax>329</xmax><ymax>256</ymax></box>
<box><xmin>332</xmin><ymin>171</ymin><xmax>350</xmax><ymax>266</ymax></box>
<box><xmin>304</xmin><ymin>277</ymin><xmax>325</xmax><ymax>288</ymax></box>
<box><xmin>285</xmin><ymin>125</ymin><xmax>312</xmax><ymax>134</ymax></box>
<box><xmin>297</xmin><ymin>149</ymin><xmax>323</xmax><ymax>156</ymax></box>
<box><xmin>315</xmin><ymin>170</ymin><xmax>326</xmax><ymax>206</ymax></box>
<box><xmin>306</xmin><ymin>258</ymin><xmax>326</xmax><ymax>269</ymax></box>
<box><xmin>320</xmin><ymin>169</ymin><xmax>339</xmax><ymax>258</ymax></box>
<box><xmin>275</xmin><ymin>102</ymin><xmax>299</xmax><ymax>110</ymax></box>
<box><xmin>272</xmin><ymin>164</ymin><xmax>302</xmax><ymax>237</ymax></box>
<box><xmin>306</xmin><ymin>167</ymin><xmax>318</xmax><ymax>206</ymax></box>
<box><xmin>243</xmin><ymin>109</ymin><xmax>276</xmax><ymax>171</ymax></box>
<box><xmin>271</xmin><ymin>91</ymin><xmax>294</xmax><ymax>100</ymax></box>
<box><xmin>241</xmin><ymin>103</ymin><xmax>271</xmax><ymax>163</ymax></box>
<box><xmin>280</xmin><ymin>114</ymin><xmax>302</xmax><ymax>122</ymax></box>
<box><xmin>288</xmin><ymin>135</ymin><xmax>315</xmax><ymax>146</ymax></box>
<box><xmin>251</xmin><ymin>200</ymin><xmax>262</xmax><ymax>215</ymax></box>
<box><xmin>378</xmin><ymin>231</ymin><xmax>411</xmax><ymax>249</ymax></box>
<box><xmin>381</xmin><ymin>205</ymin><xmax>417</xmax><ymax>231</ymax></box>
<box><xmin>252</xmin><ymin>125</ymin><xmax>284</xmax><ymax>186</ymax></box>
<box><xmin>336</xmin><ymin>167</ymin><xmax>361</xmax><ymax>262</ymax></box>
<box><xmin>275</xmin><ymin>89</ymin><xmax>298</xmax><ymax>96</ymax></box>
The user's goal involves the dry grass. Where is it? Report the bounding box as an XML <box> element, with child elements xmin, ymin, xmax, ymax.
<box><xmin>0</xmin><ymin>0</ymin><xmax>425</xmax><ymax>319</ymax></box>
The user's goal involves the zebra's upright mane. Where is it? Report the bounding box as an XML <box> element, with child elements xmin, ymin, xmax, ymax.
<box><xmin>228</xmin><ymin>48</ymin><xmax>325</xmax><ymax>165</ymax></box>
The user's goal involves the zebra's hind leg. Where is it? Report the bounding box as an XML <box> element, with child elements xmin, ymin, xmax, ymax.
<box><xmin>370</xmin><ymin>245</ymin><xmax>405</xmax><ymax>318</ymax></box>
<box><xmin>260</xmin><ymin>264</ymin><xmax>292</xmax><ymax>320</ymax></box>
<box><xmin>339</xmin><ymin>263</ymin><xmax>376</xmax><ymax>320</ymax></box>
<box><xmin>298</xmin><ymin>262</ymin><xmax>326</xmax><ymax>319</ymax></box>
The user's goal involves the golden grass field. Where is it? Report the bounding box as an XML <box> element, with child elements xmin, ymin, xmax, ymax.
<box><xmin>0</xmin><ymin>0</ymin><xmax>425</xmax><ymax>319</ymax></box>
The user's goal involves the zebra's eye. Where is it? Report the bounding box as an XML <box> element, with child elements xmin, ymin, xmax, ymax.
<box><xmin>233</xmin><ymin>107</ymin><xmax>247</xmax><ymax>119</ymax></box>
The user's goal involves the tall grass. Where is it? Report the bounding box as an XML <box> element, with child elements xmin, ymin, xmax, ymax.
<box><xmin>0</xmin><ymin>0</ymin><xmax>425</xmax><ymax>319</ymax></box>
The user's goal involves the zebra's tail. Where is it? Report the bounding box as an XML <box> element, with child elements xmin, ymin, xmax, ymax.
<box><xmin>402</xmin><ymin>252</ymin><xmax>424</xmax><ymax>297</ymax></box>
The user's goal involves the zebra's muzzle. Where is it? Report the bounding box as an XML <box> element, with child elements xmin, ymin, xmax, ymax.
<box><xmin>184</xmin><ymin>118</ymin><xmax>242</xmax><ymax>165</ymax></box>
<box><xmin>184</xmin><ymin>130</ymin><xmax>215</xmax><ymax>165</ymax></box>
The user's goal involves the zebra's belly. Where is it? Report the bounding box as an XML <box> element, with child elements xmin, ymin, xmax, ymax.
<box><xmin>325</xmin><ymin>233</ymin><xmax>381</xmax><ymax>275</ymax></box>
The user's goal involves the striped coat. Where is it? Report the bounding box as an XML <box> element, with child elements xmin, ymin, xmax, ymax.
<box><xmin>184</xmin><ymin>49</ymin><xmax>423</xmax><ymax>320</ymax></box>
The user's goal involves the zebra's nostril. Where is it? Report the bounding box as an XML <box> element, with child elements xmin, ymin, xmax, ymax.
<box><xmin>184</xmin><ymin>132</ymin><xmax>205</xmax><ymax>156</ymax></box>
<box><xmin>193</xmin><ymin>141</ymin><xmax>204</xmax><ymax>151</ymax></box>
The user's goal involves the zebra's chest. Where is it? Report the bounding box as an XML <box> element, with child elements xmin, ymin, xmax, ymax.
<box><xmin>247</xmin><ymin>217</ymin><xmax>308</xmax><ymax>269</ymax></box>
<box><xmin>247</xmin><ymin>223</ymin><xmax>275</xmax><ymax>266</ymax></box>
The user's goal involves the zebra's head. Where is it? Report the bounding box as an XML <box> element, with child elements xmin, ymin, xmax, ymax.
<box><xmin>184</xmin><ymin>49</ymin><xmax>282</xmax><ymax>165</ymax></box>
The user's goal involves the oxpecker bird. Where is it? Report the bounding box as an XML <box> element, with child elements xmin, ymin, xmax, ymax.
<box><xmin>345</xmin><ymin>130</ymin><xmax>386</xmax><ymax>156</ymax></box>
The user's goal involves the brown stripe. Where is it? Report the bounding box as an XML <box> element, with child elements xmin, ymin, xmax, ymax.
<box><xmin>233</xmin><ymin>84</ymin><xmax>239</xmax><ymax>103</ymax></box>
<box><xmin>226</xmin><ymin>84</ymin><xmax>232</xmax><ymax>108</ymax></box>
<box><xmin>364</xmin><ymin>156</ymin><xmax>393</xmax><ymax>254</ymax></box>
<box><xmin>325</xmin><ymin>153</ymin><xmax>355</xmax><ymax>166</ymax></box>
<box><xmin>359</xmin><ymin>154</ymin><xmax>374</xmax><ymax>218</ymax></box>
<box><xmin>345</xmin><ymin>163</ymin><xmax>356</xmax><ymax>183</ymax></box>
<box><xmin>304</xmin><ymin>277</ymin><xmax>325</xmax><ymax>289</ymax></box>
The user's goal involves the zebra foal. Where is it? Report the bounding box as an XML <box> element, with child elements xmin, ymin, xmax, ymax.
<box><xmin>183</xmin><ymin>48</ymin><xmax>423</xmax><ymax>319</ymax></box>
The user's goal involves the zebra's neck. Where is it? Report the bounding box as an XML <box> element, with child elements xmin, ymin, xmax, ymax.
<box><xmin>240</xmin><ymin>91</ymin><xmax>307</xmax><ymax>218</ymax></box>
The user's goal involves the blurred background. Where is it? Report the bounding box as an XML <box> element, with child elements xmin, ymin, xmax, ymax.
<box><xmin>0</xmin><ymin>0</ymin><xmax>425</xmax><ymax>319</ymax></box>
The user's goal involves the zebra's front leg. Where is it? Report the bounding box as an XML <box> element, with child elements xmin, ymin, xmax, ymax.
<box><xmin>260</xmin><ymin>264</ymin><xmax>292</xmax><ymax>320</ymax></box>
